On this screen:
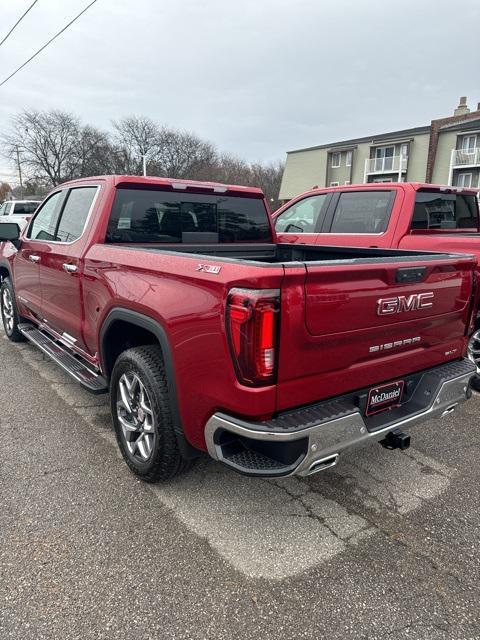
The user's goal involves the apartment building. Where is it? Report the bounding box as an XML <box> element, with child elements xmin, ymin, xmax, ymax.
<box><xmin>279</xmin><ymin>97</ymin><xmax>480</xmax><ymax>202</ymax></box>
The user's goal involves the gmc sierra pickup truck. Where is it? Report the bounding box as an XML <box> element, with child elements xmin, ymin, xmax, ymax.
<box><xmin>274</xmin><ymin>182</ymin><xmax>480</xmax><ymax>380</ymax></box>
<box><xmin>0</xmin><ymin>176</ymin><xmax>476</xmax><ymax>482</ymax></box>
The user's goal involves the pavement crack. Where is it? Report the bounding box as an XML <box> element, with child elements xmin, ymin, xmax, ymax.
<box><xmin>267</xmin><ymin>479</ymin><xmax>347</xmax><ymax>541</ymax></box>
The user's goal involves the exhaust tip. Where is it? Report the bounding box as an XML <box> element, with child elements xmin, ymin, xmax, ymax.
<box><xmin>307</xmin><ymin>453</ymin><xmax>339</xmax><ymax>475</ymax></box>
<box><xmin>441</xmin><ymin>403</ymin><xmax>458</xmax><ymax>417</ymax></box>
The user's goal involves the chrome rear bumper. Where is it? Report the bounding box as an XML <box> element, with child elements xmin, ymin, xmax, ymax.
<box><xmin>204</xmin><ymin>358</ymin><xmax>475</xmax><ymax>477</ymax></box>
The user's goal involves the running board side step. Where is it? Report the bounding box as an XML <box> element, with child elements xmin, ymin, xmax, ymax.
<box><xmin>18</xmin><ymin>323</ymin><xmax>108</xmax><ymax>394</ymax></box>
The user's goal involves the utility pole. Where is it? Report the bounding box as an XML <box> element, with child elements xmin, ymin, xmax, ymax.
<box><xmin>142</xmin><ymin>154</ymin><xmax>147</xmax><ymax>177</ymax></box>
<box><xmin>15</xmin><ymin>145</ymin><xmax>24</xmax><ymax>198</ymax></box>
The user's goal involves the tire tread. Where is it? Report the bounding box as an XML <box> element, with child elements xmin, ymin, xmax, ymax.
<box><xmin>111</xmin><ymin>345</ymin><xmax>190</xmax><ymax>482</ymax></box>
<box><xmin>1</xmin><ymin>278</ymin><xmax>26</xmax><ymax>342</ymax></box>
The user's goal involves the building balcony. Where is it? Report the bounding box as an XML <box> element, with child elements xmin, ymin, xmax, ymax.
<box><xmin>451</xmin><ymin>147</ymin><xmax>480</xmax><ymax>167</ymax></box>
<box><xmin>364</xmin><ymin>155</ymin><xmax>408</xmax><ymax>176</ymax></box>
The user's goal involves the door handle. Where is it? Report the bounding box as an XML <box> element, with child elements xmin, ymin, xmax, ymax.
<box><xmin>63</xmin><ymin>263</ymin><xmax>78</xmax><ymax>273</ymax></box>
<box><xmin>29</xmin><ymin>254</ymin><xmax>40</xmax><ymax>263</ymax></box>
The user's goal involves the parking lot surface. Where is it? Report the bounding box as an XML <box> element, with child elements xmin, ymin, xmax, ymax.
<box><xmin>1</xmin><ymin>332</ymin><xmax>480</xmax><ymax>639</ymax></box>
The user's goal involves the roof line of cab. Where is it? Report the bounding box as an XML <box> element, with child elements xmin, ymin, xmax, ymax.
<box><xmin>305</xmin><ymin>182</ymin><xmax>480</xmax><ymax>196</ymax></box>
<box><xmin>50</xmin><ymin>174</ymin><xmax>265</xmax><ymax>197</ymax></box>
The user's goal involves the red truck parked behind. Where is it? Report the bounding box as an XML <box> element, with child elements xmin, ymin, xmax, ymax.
<box><xmin>0</xmin><ymin>176</ymin><xmax>477</xmax><ymax>482</ymax></box>
<box><xmin>273</xmin><ymin>182</ymin><xmax>480</xmax><ymax>382</ymax></box>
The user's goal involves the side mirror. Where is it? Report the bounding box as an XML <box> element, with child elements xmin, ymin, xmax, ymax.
<box><xmin>0</xmin><ymin>222</ymin><xmax>21</xmax><ymax>248</ymax></box>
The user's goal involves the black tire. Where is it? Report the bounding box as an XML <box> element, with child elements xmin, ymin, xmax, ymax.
<box><xmin>1</xmin><ymin>278</ymin><xmax>26</xmax><ymax>342</ymax></box>
<box><xmin>110</xmin><ymin>345</ymin><xmax>190</xmax><ymax>482</ymax></box>
<box><xmin>469</xmin><ymin>374</ymin><xmax>480</xmax><ymax>392</ymax></box>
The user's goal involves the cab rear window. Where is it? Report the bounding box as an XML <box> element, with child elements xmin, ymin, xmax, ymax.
<box><xmin>106</xmin><ymin>188</ymin><xmax>272</xmax><ymax>244</ymax></box>
<box><xmin>411</xmin><ymin>192</ymin><xmax>479</xmax><ymax>230</ymax></box>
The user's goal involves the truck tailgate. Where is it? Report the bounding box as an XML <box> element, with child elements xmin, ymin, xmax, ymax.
<box><xmin>276</xmin><ymin>255</ymin><xmax>476</xmax><ymax>411</ymax></box>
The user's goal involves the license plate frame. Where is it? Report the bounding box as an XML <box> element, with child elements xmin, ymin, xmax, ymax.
<box><xmin>366</xmin><ymin>380</ymin><xmax>405</xmax><ymax>416</ymax></box>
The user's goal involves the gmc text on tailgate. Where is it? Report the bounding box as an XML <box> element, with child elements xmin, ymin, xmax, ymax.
<box><xmin>0</xmin><ymin>176</ymin><xmax>476</xmax><ymax>482</ymax></box>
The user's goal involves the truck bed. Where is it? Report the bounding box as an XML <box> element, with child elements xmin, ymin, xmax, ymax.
<box><xmin>110</xmin><ymin>241</ymin><xmax>464</xmax><ymax>265</ymax></box>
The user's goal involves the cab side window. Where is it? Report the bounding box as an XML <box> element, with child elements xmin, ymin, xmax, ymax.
<box><xmin>329</xmin><ymin>191</ymin><xmax>393</xmax><ymax>234</ymax></box>
<box><xmin>55</xmin><ymin>187</ymin><xmax>97</xmax><ymax>242</ymax></box>
<box><xmin>275</xmin><ymin>194</ymin><xmax>328</xmax><ymax>233</ymax></box>
<box><xmin>27</xmin><ymin>191</ymin><xmax>65</xmax><ymax>241</ymax></box>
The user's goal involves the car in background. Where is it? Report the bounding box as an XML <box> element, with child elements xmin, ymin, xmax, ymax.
<box><xmin>0</xmin><ymin>200</ymin><xmax>41</xmax><ymax>231</ymax></box>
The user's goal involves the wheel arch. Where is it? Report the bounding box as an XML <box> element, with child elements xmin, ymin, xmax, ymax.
<box><xmin>99</xmin><ymin>308</ymin><xmax>199</xmax><ymax>459</ymax></box>
<box><xmin>0</xmin><ymin>260</ymin><xmax>12</xmax><ymax>282</ymax></box>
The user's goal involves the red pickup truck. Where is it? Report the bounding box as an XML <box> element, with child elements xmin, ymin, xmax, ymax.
<box><xmin>274</xmin><ymin>182</ymin><xmax>480</xmax><ymax>381</ymax></box>
<box><xmin>0</xmin><ymin>176</ymin><xmax>476</xmax><ymax>482</ymax></box>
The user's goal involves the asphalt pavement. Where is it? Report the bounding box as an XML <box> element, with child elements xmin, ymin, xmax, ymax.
<box><xmin>1</xmin><ymin>331</ymin><xmax>480</xmax><ymax>640</ymax></box>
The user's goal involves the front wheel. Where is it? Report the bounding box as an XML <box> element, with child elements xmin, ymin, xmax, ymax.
<box><xmin>110</xmin><ymin>345</ymin><xmax>189</xmax><ymax>482</ymax></box>
<box><xmin>1</xmin><ymin>278</ymin><xmax>26</xmax><ymax>342</ymax></box>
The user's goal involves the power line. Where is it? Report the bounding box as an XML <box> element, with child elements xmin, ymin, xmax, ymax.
<box><xmin>0</xmin><ymin>0</ymin><xmax>40</xmax><ymax>48</ymax></box>
<box><xmin>0</xmin><ymin>0</ymin><xmax>98</xmax><ymax>89</ymax></box>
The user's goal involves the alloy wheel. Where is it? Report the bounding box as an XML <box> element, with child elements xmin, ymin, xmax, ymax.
<box><xmin>116</xmin><ymin>372</ymin><xmax>156</xmax><ymax>462</ymax></box>
<box><xmin>2</xmin><ymin>287</ymin><xmax>14</xmax><ymax>334</ymax></box>
<box><xmin>467</xmin><ymin>329</ymin><xmax>480</xmax><ymax>373</ymax></box>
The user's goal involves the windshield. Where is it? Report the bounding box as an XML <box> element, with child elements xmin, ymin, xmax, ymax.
<box><xmin>106</xmin><ymin>188</ymin><xmax>272</xmax><ymax>243</ymax></box>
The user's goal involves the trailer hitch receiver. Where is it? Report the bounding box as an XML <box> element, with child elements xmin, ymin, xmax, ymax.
<box><xmin>380</xmin><ymin>428</ymin><xmax>411</xmax><ymax>451</ymax></box>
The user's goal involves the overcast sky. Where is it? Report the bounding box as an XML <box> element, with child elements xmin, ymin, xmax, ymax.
<box><xmin>1</xmin><ymin>0</ymin><xmax>479</xmax><ymax>182</ymax></box>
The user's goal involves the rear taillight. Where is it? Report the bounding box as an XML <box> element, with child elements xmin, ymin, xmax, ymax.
<box><xmin>226</xmin><ymin>288</ymin><xmax>280</xmax><ymax>386</ymax></box>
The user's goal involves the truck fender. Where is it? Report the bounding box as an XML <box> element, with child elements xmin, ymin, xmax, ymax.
<box><xmin>99</xmin><ymin>308</ymin><xmax>199</xmax><ymax>460</ymax></box>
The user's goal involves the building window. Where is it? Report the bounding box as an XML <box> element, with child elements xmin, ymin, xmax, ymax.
<box><xmin>331</xmin><ymin>152</ymin><xmax>341</xmax><ymax>168</ymax></box>
<box><xmin>457</xmin><ymin>173</ymin><xmax>472</xmax><ymax>188</ymax></box>
<box><xmin>374</xmin><ymin>146</ymin><xmax>395</xmax><ymax>171</ymax></box>
<box><xmin>330</xmin><ymin>181</ymin><xmax>339</xmax><ymax>187</ymax></box>
<box><xmin>346</xmin><ymin>150</ymin><xmax>352</xmax><ymax>167</ymax></box>
<box><xmin>461</xmin><ymin>135</ymin><xmax>477</xmax><ymax>151</ymax></box>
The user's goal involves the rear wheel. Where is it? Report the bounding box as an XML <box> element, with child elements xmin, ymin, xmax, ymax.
<box><xmin>110</xmin><ymin>345</ymin><xmax>189</xmax><ymax>482</ymax></box>
<box><xmin>468</xmin><ymin>328</ymin><xmax>480</xmax><ymax>370</ymax></box>
<box><xmin>467</xmin><ymin>327</ymin><xmax>480</xmax><ymax>391</ymax></box>
<box><xmin>1</xmin><ymin>278</ymin><xmax>26</xmax><ymax>342</ymax></box>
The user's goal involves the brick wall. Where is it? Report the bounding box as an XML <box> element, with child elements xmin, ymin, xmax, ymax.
<box><xmin>425</xmin><ymin>106</ymin><xmax>480</xmax><ymax>182</ymax></box>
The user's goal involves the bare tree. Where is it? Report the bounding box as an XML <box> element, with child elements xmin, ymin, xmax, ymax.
<box><xmin>250</xmin><ymin>160</ymin><xmax>284</xmax><ymax>211</ymax></box>
<box><xmin>2</xmin><ymin>110</ymin><xmax>82</xmax><ymax>186</ymax></box>
<box><xmin>207</xmin><ymin>153</ymin><xmax>252</xmax><ymax>185</ymax></box>
<box><xmin>112</xmin><ymin>116</ymin><xmax>160</xmax><ymax>175</ymax></box>
<box><xmin>2</xmin><ymin>109</ymin><xmax>284</xmax><ymax>202</ymax></box>
<box><xmin>205</xmin><ymin>155</ymin><xmax>285</xmax><ymax>209</ymax></box>
<box><xmin>151</xmin><ymin>128</ymin><xmax>217</xmax><ymax>180</ymax></box>
<box><xmin>72</xmin><ymin>125</ymin><xmax>118</xmax><ymax>177</ymax></box>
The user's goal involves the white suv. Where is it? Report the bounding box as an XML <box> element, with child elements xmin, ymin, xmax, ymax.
<box><xmin>0</xmin><ymin>200</ymin><xmax>41</xmax><ymax>231</ymax></box>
